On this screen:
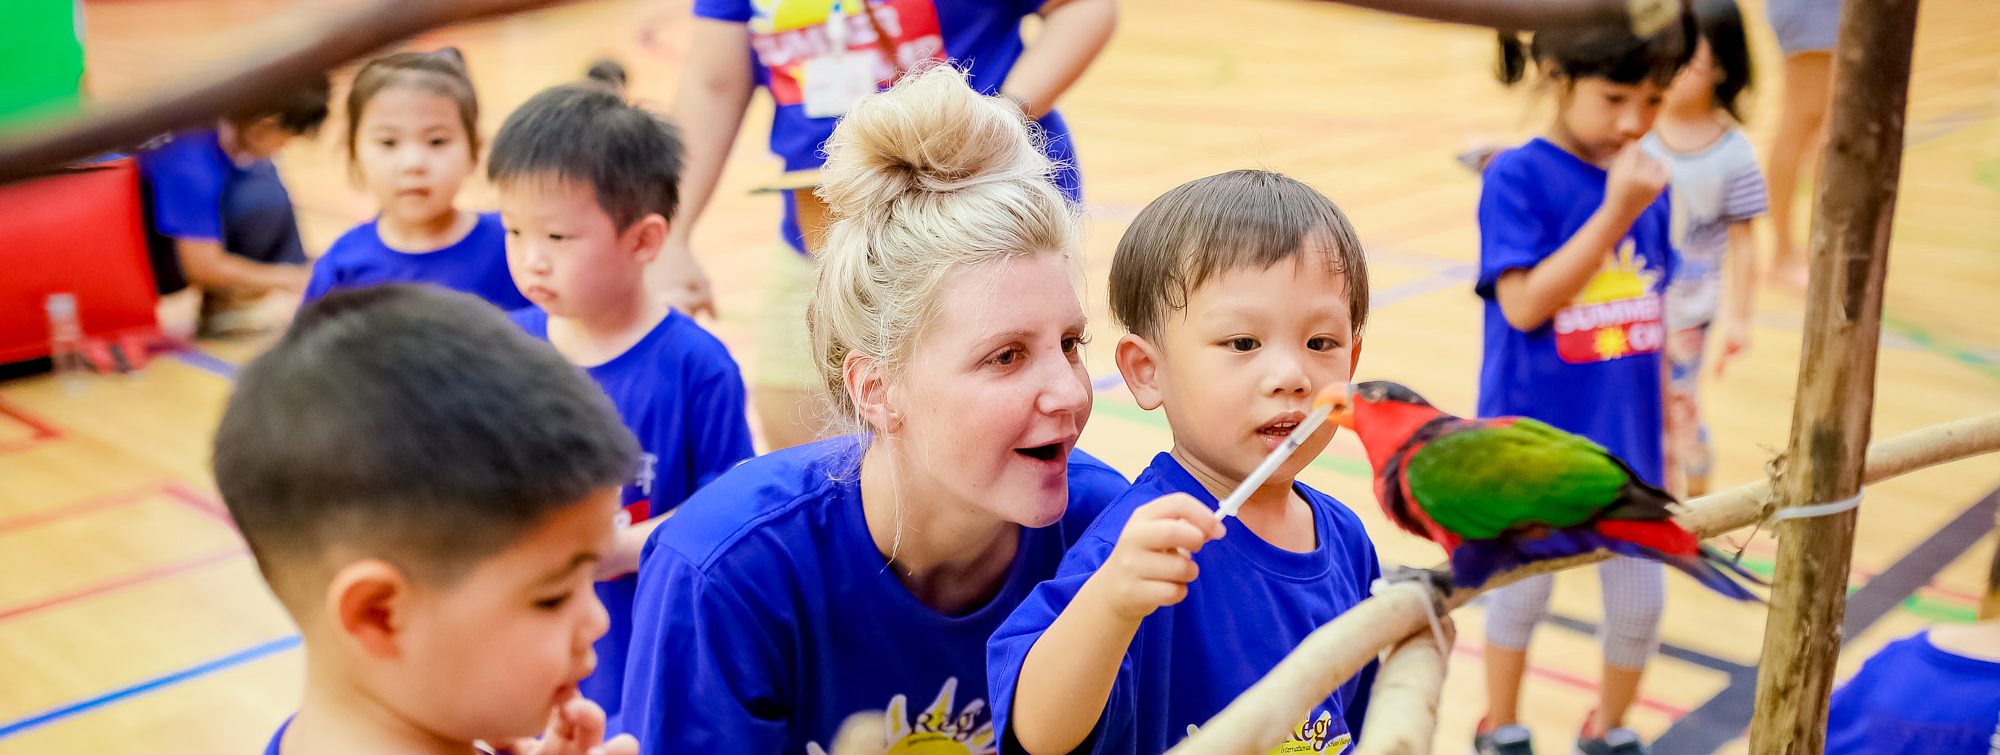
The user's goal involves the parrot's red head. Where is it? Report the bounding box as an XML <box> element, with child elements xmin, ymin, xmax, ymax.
<box><xmin>1331</xmin><ymin>380</ymin><xmax>1448</xmax><ymax>473</ymax></box>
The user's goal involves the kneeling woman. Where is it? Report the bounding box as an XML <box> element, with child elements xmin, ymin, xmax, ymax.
<box><xmin>619</xmin><ymin>66</ymin><xmax>1130</xmax><ymax>753</ymax></box>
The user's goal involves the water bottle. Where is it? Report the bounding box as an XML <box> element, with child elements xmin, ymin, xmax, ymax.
<box><xmin>45</xmin><ymin>293</ymin><xmax>86</xmax><ymax>393</ymax></box>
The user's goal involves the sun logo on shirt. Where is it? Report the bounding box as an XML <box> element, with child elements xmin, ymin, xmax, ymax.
<box><xmin>805</xmin><ymin>677</ymin><xmax>996</xmax><ymax>755</ymax></box>
<box><xmin>1182</xmin><ymin>708</ymin><xmax>1352</xmax><ymax>754</ymax></box>
<box><xmin>1574</xmin><ymin>240</ymin><xmax>1658</xmax><ymax>305</ymax></box>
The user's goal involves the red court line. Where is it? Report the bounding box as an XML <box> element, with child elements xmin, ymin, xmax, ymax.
<box><xmin>0</xmin><ymin>399</ymin><xmax>64</xmax><ymax>455</ymax></box>
<box><xmin>0</xmin><ymin>548</ymin><xmax>247</xmax><ymax>623</ymax></box>
<box><xmin>0</xmin><ymin>486</ymin><xmax>160</xmax><ymax>537</ymax></box>
<box><xmin>1450</xmin><ymin>643</ymin><xmax>1692</xmax><ymax>720</ymax></box>
<box><xmin>159</xmin><ymin>483</ymin><xmax>236</xmax><ymax>529</ymax></box>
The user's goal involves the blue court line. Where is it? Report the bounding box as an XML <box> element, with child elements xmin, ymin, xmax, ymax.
<box><xmin>171</xmin><ymin>348</ymin><xmax>239</xmax><ymax>380</ymax></box>
<box><xmin>0</xmin><ymin>634</ymin><xmax>300</xmax><ymax>741</ymax></box>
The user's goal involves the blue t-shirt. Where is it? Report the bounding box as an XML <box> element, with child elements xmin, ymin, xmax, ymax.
<box><xmin>1475</xmin><ymin>138</ymin><xmax>1678</xmax><ymax>486</ymax></box>
<box><xmin>618</xmin><ymin>436</ymin><xmax>1129</xmax><ymax>753</ymax></box>
<box><xmin>139</xmin><ymin>129</ymin><xmax>239</xmax><ymax>243</ymax></box>
<box><xmin>303</xmin><ymin>212</ymin><xmax>530</xmax><ymax>310</ymax></box>
<box><xmin>691</xmin><ymin>0</ymin><xmax>1082</xmax><ymax>253</ymax></box>
<box><xmin>1826</xmin><ymin>631</ymin><xmax>2000</xmax><ymax>754</ymax></box>
<box><xmin>988</xmin><ymin>452</ymin><xmax>1382</xmax><ymax>754</ymax></box>
<box><xmin>511</xmin><ymin>306</ymin><xmax>756</xmax><ymax>723</ymax></box>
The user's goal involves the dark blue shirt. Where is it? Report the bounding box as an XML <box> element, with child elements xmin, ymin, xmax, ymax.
<box><xmin>511</xmin><ymin>306</ymin><xmax>756</xmax><ymax>722</ymax></box>
<box><xmin>988</xmin><ymin>452</ymin><xmax>1382</xmax><ymax>753</ymax></box>
<box><xmin>1476</xmin><ymin>138</ymin><xmax>1678</xmax><ymax>486</ymax></box>
<box><xmin>1827</xmin><ymin>631</ymin><xmax>2000</xmax><ymax>755</ymax></box>
<box><xmin>303</xmin><ymin>212</ymin><xmax>530</xmax><ymax>310</ymax></box>
<box><xmin>690</xmin><ymin>0</ymin><xmax>1082</xmax><ymax>252</ymax></box>
<box><xmin>618</xmin><ymin>437</ymin><xmax>1130</xmax><ymax>752</ymax></box>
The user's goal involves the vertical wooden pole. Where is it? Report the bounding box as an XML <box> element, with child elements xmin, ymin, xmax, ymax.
<box><xmin>1746</xmin><ymin>0</ymin><xmax>1923</xmax><ymax>751</ymax></box>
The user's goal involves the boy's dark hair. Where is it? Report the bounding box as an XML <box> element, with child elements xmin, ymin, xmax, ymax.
<box><xmin>487</xmin><ymin>83</ymin><xmax>683</xmax><ymax>229</ymax></box>
<box><xmin>214</xmin><ymin>285</ymin><xmax>637</xmax><ymax>600</ymax></box>
<box><xmin>226</xmin><ymin>72</ymin><xmax>333</xmax><ymax>136</ymax></box>
<box><xmin>1693</xmin><ymin>0</ymin><xmax>1755</xmax><ymax>120</ymax></box>
<box><xmin>1110</xmin><ymin>170</ymin><xmax>1370</xmax><ymax>341</ymax></box>
<box><xmin>1496</xmin><ymin>12</ymin><xmax>1695</xmax><ymax>89</ymax></box>
<box><xmin>346</xmin><ymin>48</ymin><xmax>481</xmax><ymax>163</ymax></box>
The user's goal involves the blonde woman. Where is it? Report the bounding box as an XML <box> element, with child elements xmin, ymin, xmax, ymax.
<box><xmin>618</xmin><ymin>67</ymin><xmax>1131</xmax><ymax>753</ymax></box>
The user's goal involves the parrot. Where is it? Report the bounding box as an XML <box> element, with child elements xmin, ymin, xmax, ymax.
<box><xmin>1329</xmin><ymin>380</ymin><xmax>1761</xmax><ymax>600</ymax></box>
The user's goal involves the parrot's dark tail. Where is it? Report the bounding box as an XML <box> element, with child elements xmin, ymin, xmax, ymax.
<box><xmin>1448</xmin><ymin>522</ymin><xmax>1765</xmax><ymax>602</ymax></box>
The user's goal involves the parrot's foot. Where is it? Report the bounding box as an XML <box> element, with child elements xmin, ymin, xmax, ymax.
<box><xmin>1381</xmin><ymin>565</ymin><xmax>1455</xmax><ymax>599</ymax></box>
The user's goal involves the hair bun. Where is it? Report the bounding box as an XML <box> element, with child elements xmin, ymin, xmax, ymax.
<box><xmin>817</xmin><ymin>65</ymin><xmax>1053</xmax><ymax>220</ymax></box>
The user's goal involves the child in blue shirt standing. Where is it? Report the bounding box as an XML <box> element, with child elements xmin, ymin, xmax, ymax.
<box><xmin>302</xmin><ymin>50</ymin><xmax>529</xmax><ymax>310</ymax></box>
<box><xmin>1472</xmin><ymin>17</ymin><xmax>1692</xmax><ymax>755</ymax></box>
<box><xmin>488</xmin><ymin>82</ymin><xmax>756</xmax><ymax>722</ymax></box>
<box><xmin>989</xmin><ymin>169</ymin><xmax>1381</xmax><ymax>754</ymax></box>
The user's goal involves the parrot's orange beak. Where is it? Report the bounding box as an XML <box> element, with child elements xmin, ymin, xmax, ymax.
<box><xmin>1317</xmin><ymin>383</ymin><xmax>1355</xmax><ymax>430</ymax></box>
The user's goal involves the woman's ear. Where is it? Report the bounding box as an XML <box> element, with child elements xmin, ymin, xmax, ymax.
<box><xmin>1115</xmin><ymin>333</ymin><xmax>1166</xmax><ymax>411</ymax></box>
<box><xmin>844</xmin><ymin>352</ymin><xmax>900</xmax><ymax>433</ymax></box>
<box><xmin>327</xmin><ymin>559</ymin><xmax>411</xmax><ymax>660</ymax></box>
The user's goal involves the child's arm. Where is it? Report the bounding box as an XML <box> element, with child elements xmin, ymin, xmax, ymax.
<box><xmin>1713</xmin><ymin>220</ymin><xmax>1758</xmax><ymax>377</ymax></box>
<box><xmin>175</xmin><ymin>238</ymin><xmax>309</xmax><ymax>292</ymax></box>
<box><xmin>1011</xmin><ymin>494</ymin><xmax>1222</xmax><ymax>754</ymax></box>
<box><xmin>1492</xmin><ymin>144</ymin><xmax>1670</xmax><ymax>331</ymax></box>
<box><xmin>655</xmin><ymin>18</ymin><xmax>757</xmax><ymax>319</ymax></box>
<box><xmin>999</xmin><ymin>0</ymin><xmax>1117</xmax><ymax>119</ymax></box>
<box><xmin>599</xmin><ymin>516</ymin><xmax>665</xmax><ymax>581</ymax></box>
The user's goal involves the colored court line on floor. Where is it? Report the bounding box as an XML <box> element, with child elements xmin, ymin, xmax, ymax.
<box><xmin>0</xmin><ymin>484</ymin><xmax>168</xmax><ymax>537</ymax></box>
<box><xmin>0</xmin><ymin>399</ymin><xmax>64</xmax><ymax>455</ymax></box>
<box><xmin>170</xmin><ymin>348</ymin><xmax>240</xmax><ymax>380</ymax></box>
<box><xmin>1451</xmin><ymin>638</ymin><xmax>1693</xmax><ymax>720</ymax></box>
<box><xmin>0</xmin><ymin>634</ymin><xmax>301</xmax><ymax>741</ymax></box>
<box><xmin>0</xmin><ymin>548</ymin><xmax>247</xmax><ymax>623</ymax></box>
<box><xmin>1651</xmin><ymin>484</ymin><xmax>2000</xmax><ymax>755</ymax></box>
<box><xmin>160</xmin><ymin>482</ymin><xmax>236</xmax><ymax>529</ymax></box>
<box><xmin>1879</xmin><ymin>313</ymin><xmax>2000</xmax><ymax>385</ymax></box>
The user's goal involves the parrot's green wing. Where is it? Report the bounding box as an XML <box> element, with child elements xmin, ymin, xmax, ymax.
<box><xmin>1403</xmin><ymin>418</ymin><xmax>1632</xmax><ymax>540</ymax></box>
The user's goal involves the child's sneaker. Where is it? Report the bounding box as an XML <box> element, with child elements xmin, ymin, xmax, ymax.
<box><xmin>1471</xmin><ymin>721</ymin><xmax>1535</xmax><ymax>755</ymax></box>
<box><xmin>1573</xmin><ymin>726</ymin><xmax>1647</xmax><ymax>755</ymax></box>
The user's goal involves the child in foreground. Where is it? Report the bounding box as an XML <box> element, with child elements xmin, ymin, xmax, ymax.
<box><xmin>215</xmin><ymin>285</ymin><xmax>638</xmax><ymax>755</ymax></box>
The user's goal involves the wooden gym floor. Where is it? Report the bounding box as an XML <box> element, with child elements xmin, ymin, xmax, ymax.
<box><xmin>3</xmin><ymin>0</ymin><xmax>1997</xmax><ymax>752</ymax></box>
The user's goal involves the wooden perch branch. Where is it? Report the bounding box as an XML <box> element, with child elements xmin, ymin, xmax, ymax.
<box><xmin>1320</xmin><ymin>0</ymin><xmax>1681</xmax><ymax>35</ymax></box>
<box><xmin>1351</xmin><ymin>617</ymin><xmax>1453</xmax><ymax>755</ymax></box>
<box><xmin>0</xmin><ymin>0</ymin><xmax>575</xmax><ymax>184</ymax></box>
<box><xmin>1170</xmin><ymin>412</ymin><xmax>2000</xmax><ymax>754</ymax></box>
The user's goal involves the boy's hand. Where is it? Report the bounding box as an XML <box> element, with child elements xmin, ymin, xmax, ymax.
<box><xmin>498</xmin><ymin>696</ymin><xmax>638</xmax><ymax>755</ymax></box>
<box><xmin>1714</xmin><ymin>319</ymin><xmax>1750</xmax><ymax>378</ymax></box>
<box><xmin>1604</xmin><ymin>144</ymin><xmax>1670</xmax><ymax>218</ymax></box>
<box><xmin>1082</xmin><ymin>494</ymin><xmax>1225</xmax><ymax>622</ymax></box>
